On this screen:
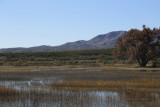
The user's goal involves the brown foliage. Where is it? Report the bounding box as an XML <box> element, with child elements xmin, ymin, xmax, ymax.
<box><xmin>113</xmin><ymin>25</ymin><xmax>160</xmax><ymax>67</ymax></box>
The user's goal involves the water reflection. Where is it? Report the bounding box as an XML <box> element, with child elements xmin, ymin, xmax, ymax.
<box><xmin>0</xmin><ymin>75</ymin><xmax>159</xmax><ymax>107</ymax></box>
<box><xmin>0</xmin><ymin>85</ymin><xmax>159</xmax><ymax>107</ymax></box>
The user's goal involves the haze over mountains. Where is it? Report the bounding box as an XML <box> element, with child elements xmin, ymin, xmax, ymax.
<box><xmin>0</xmin><ymin>31</ymin><xmax>127</xmax><ymax>53</ymax></box>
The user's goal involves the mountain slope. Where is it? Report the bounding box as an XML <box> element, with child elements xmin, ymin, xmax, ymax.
<box><xmin>86</xmin><ymin>31</ymin><xmax>126</xmax><ymax>48</ymax></box>
<box><xmin>0</xmin><ymin>31</ymin><xmax>127</xmax><ymax>53</ymax></box>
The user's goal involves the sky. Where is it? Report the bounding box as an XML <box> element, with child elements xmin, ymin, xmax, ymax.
<box><xmin>0</xmin><ymin>0</ymin><xmax>160</xmax><ymax>48</ymax></box>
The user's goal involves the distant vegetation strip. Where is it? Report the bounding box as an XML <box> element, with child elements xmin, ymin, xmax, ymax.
<box><xmin>0</xmin><ymin>48</ymin><xmax>159</xmax><ymax>67</ymax></box>
<box><xmin>0</xmin><ymin>49</ymin><xmax>114</xmax><ymax>66</ymax></box>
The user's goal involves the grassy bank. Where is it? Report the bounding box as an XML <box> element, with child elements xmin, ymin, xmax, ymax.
<box><xmin>0</xmin><ymin>64</ymin><xmax>160</xmax><ymax>71</ymax></box>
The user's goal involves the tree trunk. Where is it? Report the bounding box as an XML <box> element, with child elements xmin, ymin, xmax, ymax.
<box><xmin>140</xmin><ymin>63</ymin><xmax>146</xmax><ymax>67</ymax></box>
<box><xmin>139</xmin><ymin>60</ymin><xmax>147</xmax><ymax>67</ymax></box>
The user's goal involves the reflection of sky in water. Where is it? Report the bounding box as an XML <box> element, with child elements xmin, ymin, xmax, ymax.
<box><xmin>0</xmin><ymin>76</ymin><xmax>63</xmax><ymax>87</ymax></box>
<box><xmin>0</xmin><ymin>78</ymin><xmax>129</xmax><ymax>107</ymax></box>
<box><xmin>94</xmin><ymin>91</ymin><xmax>118</xmax><ymax>98</ymax></box>
<box><xmin>0</xmin><ymin>78</ymin><xmax>63</xmax><ymax>92</ymax></box>
<box><xmin>0</xmin><ymin>88</ymin><xmax>130</xmax><ymax>107</ymax></box>
<box><xmin>0</xmin><ymin>77</ymin><xmax>159</xmax><ymax>107</ymax></box>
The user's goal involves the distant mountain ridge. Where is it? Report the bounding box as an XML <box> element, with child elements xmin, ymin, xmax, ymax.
<box><xmin>0</xmin><ymin>31</ymin><xmax>127</xmax><ymax>53</ymax></box>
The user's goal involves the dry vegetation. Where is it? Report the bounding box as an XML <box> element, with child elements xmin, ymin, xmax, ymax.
<box><xmin>0</xmin><ymin>86</ymin><xmax>17</xmax><ymax>96</ymax></box>
<box><xmin>52</xmin><ymin>79</ymin><xmax>160</xmax><ymax>89</ymax></box>
<box><xmin>51</xmin><ymin>78</ymin><xmax>160</xmax><ymax>106</ymax></box>
<box><xmin>0</xmin><ymin>69</ymin><xmax>160</xmax><ymax>106</ymax></box>
<box><xmin>0</xmin><ymin>64</ymin><xmax>160</xmax><ymax>72</ymax></box>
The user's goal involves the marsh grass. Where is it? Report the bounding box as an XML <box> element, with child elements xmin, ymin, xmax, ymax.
<box><xmin>0</xmin><ymin>86</ymin><xmax>21</xmax><ymax>103</ymax></box>
<box><xmin>52</xmin><ymin>79</ymin><xmax>160</xmax><ymax>89</ymax></box>
<box><xmin>1</xmin><ymin>69</ymin><xmax>160</xmax><ymax>106</ymax></box>
<box><xmin>0</xmin><ymin>86</ymin><xmax>111</xmax><ymax>107</ymax></box>
<box><xmin>52</xmin><ymin>79</ymin><xmax>160</xmax><ymax>106</ymax></box>
<box><xmin>0</xmin><ymin>86</ymin><xmax>17</xmax><ymax>96</ymax></box>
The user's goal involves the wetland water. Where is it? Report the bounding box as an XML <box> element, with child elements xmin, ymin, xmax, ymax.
<box><xmin>0</xmin><ymin>69</ymin><xmax>160</xmax><ymax>107</ymax></box>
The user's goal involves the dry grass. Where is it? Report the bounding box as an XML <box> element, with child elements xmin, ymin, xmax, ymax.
<box><xmin>52</xmin><ymin>79</ymin><xmax>160</xmax><ymax>89</ymax></box>
<box><xmin>0</xmin><ymin>86</ymin><xmax>18</xmax><ymax>97</ymax></box>
<box><xmin>0</xmin><ymin>64</ymin><xmax>160</xmax><ymax>71</ymax></box>
<box><xmin>102</xmin><ymin>64</ymin><xmax>160</xmax><ymax>71</ymax></box>
<box><xmin>0</xmin><ymin>65</ymin><xmax>98</xmax><ymax>71</ymax></box>
<box><xmin>52</xmin><ymin>78</ymin><xmax>160</xmax><ymax>104</ymax></box>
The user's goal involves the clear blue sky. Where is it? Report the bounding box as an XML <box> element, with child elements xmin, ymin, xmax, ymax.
<box><xmin>0</xmin><ymin>0</ymin><xmax>160</xmax><ymax>48</ymax></box>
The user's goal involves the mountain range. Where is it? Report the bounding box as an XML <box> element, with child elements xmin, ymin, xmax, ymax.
<box><xmin>0</xmin><ymin>31</ymin><xmax>127</xmax><ymax>53</ymax></box>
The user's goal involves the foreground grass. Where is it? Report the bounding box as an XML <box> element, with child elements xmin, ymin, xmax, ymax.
<box><xmin>0</xmin><ymin>86</ymin><xmax>18</xmax><ymax>97</ymax></box>
<box><xmin>52</xmin><ymin>79</ymin><xmax>160</xmax><ymax>89</ymax></box>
